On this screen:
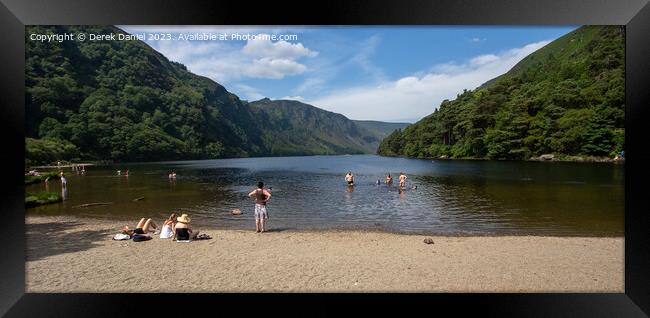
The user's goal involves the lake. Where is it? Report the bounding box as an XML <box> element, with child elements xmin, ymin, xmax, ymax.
<box><xmin>26</xmin><ymin>155</ymin><xmax>624</xmax><ymax>236</ymax></box>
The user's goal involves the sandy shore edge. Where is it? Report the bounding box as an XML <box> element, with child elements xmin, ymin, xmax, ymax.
<box><xmin>26</xmin><ymin>215</ymin><xmax>624</xmax><ymax>292</ymax></box>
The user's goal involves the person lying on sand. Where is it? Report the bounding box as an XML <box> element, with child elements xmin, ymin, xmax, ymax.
<box><xmin>122</xmin><ymin>218</ymin><xmax>157</xmax><ymax>236</ymax></box>
<box><xmin>174</xmin><ymin>214</ymin><xmax>199</xmax><ymax>241</ymax></box>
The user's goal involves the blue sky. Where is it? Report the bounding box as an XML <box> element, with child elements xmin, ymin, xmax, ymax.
<box><xmin>121</xmin><ymin>26</ymin><xmax>578</xmax><ymax>122</ymax></box>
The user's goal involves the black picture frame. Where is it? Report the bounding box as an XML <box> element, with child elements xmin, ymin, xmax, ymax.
<box><xmin>1</xmin><ymin>0</ymin><xmax>649</xmax><ymax>316</ymax></box>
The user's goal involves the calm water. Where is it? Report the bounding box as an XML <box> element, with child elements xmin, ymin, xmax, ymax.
<box><xmin>26</xmin><ymin>155</ymin><xmax>624</xmax><ymax>236</ymax></box>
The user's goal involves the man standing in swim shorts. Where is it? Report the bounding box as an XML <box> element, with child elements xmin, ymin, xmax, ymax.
<box><xmin>248</xmin><ymin>181</ymin><xmax>272</xmax><ymax>233</ymax></box>
<box><xmin>399</xmin><ymin>172</ymin><xmax>407</xmax><ymax>188</ymax></box>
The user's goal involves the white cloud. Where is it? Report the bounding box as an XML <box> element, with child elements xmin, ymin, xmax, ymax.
<box><xmin>306</xmin><ymin>40</ymin><xmax>551</xmax><ymax>122</ymax></box>
<box><xmin>247</xmin><ymin>57</ymin><xmax>307</xmax><ymax>79</ymax></box>
<box><xmin>470</xmin><ymin>37</ymin><xmax>487</xmax><ymax>43</ymax></box>
<box><xmin>134</xmin><ymin>29</ymin><xmax>317</xmax><ymax>82</ymax></box>
<box><xmin>470</xmin><ymin>54</ymin><xmax>499</xmax><ymax>65</ymax></box>
<box><xmin>279</xmin><ymin>96</ymin><xmax>306</xmax><ymax>101</ymax></box>
<box><xmin>243</xmin><ymin>36</ymin><xmax>318</xmax><ymax>59</ymax></box>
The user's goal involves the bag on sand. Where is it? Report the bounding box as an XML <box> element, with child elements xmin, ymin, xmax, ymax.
<box><xmin>132</xmin><ymin>234</ymin><xmax>152</xmax><ymax>242</ymax></box>
<box><xmin>195</xmin><ymin>233</ymin><xmax>212</xmax><ymax>240</ymax></box>
<box><xmin>113</xmin><ymin>233</ymin><xmax>131</xmax><ymax>240</ymax></box>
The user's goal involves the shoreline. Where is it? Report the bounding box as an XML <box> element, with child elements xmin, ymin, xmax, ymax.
<box><xmin>25</xmin><ymin>213</ymin><xmax>624</xmax><ymax>238</ymax></box>
<box><xmin>26</xmin><ymin>215</ymin><xmax>624</xmax><ymax>292</ymax></box>
<box><xmin>382</xmin><ymin>154</ymin><xmax>623</xmax><ymax>164</ymax></box>
<box><xmin>26</xmin><ymin>153</ymin><xmax>624</xmax><ymax>169</ymax></box>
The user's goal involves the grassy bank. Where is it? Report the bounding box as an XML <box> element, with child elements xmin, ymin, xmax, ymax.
<box><xmin>25</xmin><ymin>192</ymin><xmax>62</xmax><ymax>208</ymax></box>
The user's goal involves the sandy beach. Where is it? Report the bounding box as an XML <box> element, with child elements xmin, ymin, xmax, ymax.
<box><xmin>26</xmin><ymin>216</ymin><xmax>624</xmax><ymax>292</ymax></box>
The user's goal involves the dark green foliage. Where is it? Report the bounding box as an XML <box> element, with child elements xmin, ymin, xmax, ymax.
<box><xmin>26</xmin><ymin>25</ymin><xmax>268</xmax><ymax>163</ymax></box>
<box><xmin>25</xmin><ymin>192</ymin><xmax>62</xmax><ymax>208</ymax></box>
<box><xmin>26</xmin><ymin>138</ymin><xmax>79</xmax><ymax>166</ymax></box>
<box><xmin>26</xmin><ymin>26</ymin><xmax>401</xmax><ymax>165</ymax></box>
<box><xmin>376</xmin><ymin>129</ymin><xmax>405</xmax><ymax>156</ymax></box>
<box><xmin>377</xmin><ymin>26</ymin><xmax>625</xmax><ymax>160</ymax></box>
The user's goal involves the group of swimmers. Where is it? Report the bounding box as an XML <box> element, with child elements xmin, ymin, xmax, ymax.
<box><xmin>346</xmin><ymin>171</ymin><xmax>409</xmax><ymax>188</ymax></box>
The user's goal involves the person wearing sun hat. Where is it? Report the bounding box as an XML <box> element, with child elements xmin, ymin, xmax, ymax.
<box><xmin>174</xmin><ymin>213</ymin><xmax>199</xmax><ymax>241</ymax></box>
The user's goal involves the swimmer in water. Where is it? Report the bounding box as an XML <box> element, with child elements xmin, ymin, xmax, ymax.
<box><xmin>345</xmin><ymin>171</ymin><xmax>354</xmax><ymax>186</ymax></box>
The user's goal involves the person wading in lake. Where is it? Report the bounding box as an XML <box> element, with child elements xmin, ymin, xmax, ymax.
<box><xmin>345</xmin><ymin>171</ymin><xmax>354</xmax><ymax>186</ymax></box>
<box><xmin>385</xmin><ymin>173</ymin><xmax>393</xmax><ymax>185</ymax></box>
<box><xmin>399</xmin><ymin>172</ymin><xmax>407</xmax><ymax>188</ymax></box>
<box><xmin>60</xmin><ymin>171</ymin><xmax>67</xmax><ymax>188</ymax></box>
<box><xmin>248</xmin><ymin>181</ymin><xmax>272</xmax><ymax>233</ymax></box>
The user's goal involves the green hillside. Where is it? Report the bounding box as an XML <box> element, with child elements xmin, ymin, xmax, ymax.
<box><xmin>352</xmin><ymin>120</ymin><xmax>409</xmax><ymax>139</ymax></box>
<box><xmin>25</xmin><ymin>25</ymin><xmax>399</xmax><ymax>166</ymax></box>
<box><xmin>26</xmin><ymin>25</ymin><xmax>266</xmax><ymax>164</ymax></box>
<box><xmin>377</xmin><ymin>26</ymin><xmax>625</xmax><ymax>160</ymax></box>
<box><xmin>249</xmin><ymin>99</ymin><xmax>380</xmax><ymax>155</ymax></box>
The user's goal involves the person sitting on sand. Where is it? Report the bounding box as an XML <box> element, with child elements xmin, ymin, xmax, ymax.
<box><xmin>385</xmin><ymin>174</ymin><xmax>393</xmax><ymax>185</ymax></box>
<box><xmin>399</xmin><ymin>172</ymin><xmax>407</xmax><ymax>188</ymax></box>
<box><xmin>248</xmin><ymin>181</ymin><xmax>271</xmax><ymax>233</ymax></box>
<box><xmin>159</xmin><ymin>213</ymin><xmax>177</xmax><ymax>239</ymax></box>
<box><xmin>345</xmin><ymin>171</ymin><xmax>354</xmax><ymax>186</ymax></box>
<box><xmin>174</xmin><ymin>214</ymin><xmax>199</xmax><ymax>241</ymax></box>
<box><xmin>122</xmin><ymin>218</ymin><xmax>157</xmax><ymax>236</ymax></box>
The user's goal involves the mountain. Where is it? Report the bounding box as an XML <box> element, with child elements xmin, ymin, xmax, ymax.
<box><xmin>25</xmin><ymin>25</ymin><xmax>399</xmax><ymax>165</ymax></box>
<box><xmin>26</xmin><ymin>25</ymin><xmax>265</xmax><ymax>162</ymax></box>
<box><xmin>377</xmin><ymin>26</ymin><xmax>625</xmax><ymax>160</ymax></box>
<box><xmin>249</xmin><ymin>99</ymin><xmax>402</xmax><ymax>155</ymax></box>
<box><xmin>352</xmin><ymin>120</ymin><xmax>409</xmax><ymax>139</ymax></box>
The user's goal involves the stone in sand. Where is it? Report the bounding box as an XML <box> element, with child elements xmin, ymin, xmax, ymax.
<box><xmin>423</xmin><ymin>238</ymin><xmax>434</xmax><ymax>244</ymax></box>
